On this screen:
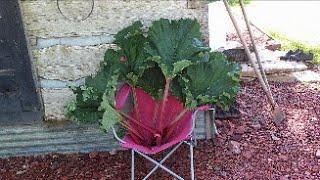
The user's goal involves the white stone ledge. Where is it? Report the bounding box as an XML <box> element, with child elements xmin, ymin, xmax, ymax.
<box><xmin>39</xmin><ymin>78</ymin><xmax>85</xmax><ymax>89</ymax></box>
<box><xmin>267</xmin><ymin>70</ymin><xmax>320</xmax><ymax>83</ymax></box>
<box><xmin>37</xmin><ymin>34</ymin><xmax>114</xmax><ymax>49</ymax></box>
<box><xmin>241</xmin><ymin>60</ymin><xmax>308</xmax><ymax>77</ymax></box>
<box><xmin>240</xmin><ymin>50</ymin><xmax>309</xmax><ymax>77</ymax></box>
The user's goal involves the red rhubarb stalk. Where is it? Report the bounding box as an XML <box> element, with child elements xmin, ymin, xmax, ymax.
<box><xmin>156</xmin><ymin>78</ymin><xmax>171</xmax><ymax>145</ymax></box>
<box><xmin>119</xmin><ymin>111</ymin><xmax>158</xmax><ymax>134</ymax></box>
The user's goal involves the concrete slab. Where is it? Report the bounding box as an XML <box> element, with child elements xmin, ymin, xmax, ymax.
<box><xmin>241</xmin><ymin>61</ymin><xmax>308</xmax><ymax>77</ymax></box>
<box><xmin>238</xmin><ymin>48</ymin><xmax>320</xmax><ymax>83</ymax></box>
<box><xmin>0</xmin><ymin>112</ymin><xmax>209</xmax><ymax>158</ymax></box>
<box><xmin>0</xmin><ymin>123</ymin><xmax>118</xmax><ymax>158</ymax></box>
<box><xmin>241</xmin><ymin>50</ymin><xmax>308</xmax><ymax>77</ymax></box>
<box><xmin>255</xmin><ymin>70</ymin><xmax>320</xmax><ymax>83</ymax></box>
<box><xmin>292</xmin><ymin>70</ymin><xmax>320</xmax><ymax>83</ymax></box>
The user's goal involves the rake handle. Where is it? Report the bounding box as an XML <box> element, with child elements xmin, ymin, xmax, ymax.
<box><xmin>222</xmin><ymin>0</ymin><xmax>277</xmax><ymax>109</ymax></box>
<box><xmin>239</xmin><ymin>0</ymin><xmax>271</xmax><ymax>91</ymax></box>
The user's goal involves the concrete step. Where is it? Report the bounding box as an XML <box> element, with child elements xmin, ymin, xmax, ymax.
<box><xmin>0</xmin><ymin>111</ymin><xmax>211</xmax><ymax>159</ymax></box>
<box><xmin>241</xmin><ymin>60</ymin><xmax>308</xmax><ymax>77</ymax></box>
<box><xmin>268</xmin><ymin>70</ymin><xmax>320</xmax><ymax>83</ymax></box>
<box><xmin>0</xmin><ymin>123</ymin><xmax>118</xmax><ymax>158</ymax></box>
<box><xmin>241</xmin><ymin>50</ymin><xmax>309</xmax><ymax>77</ymax></box>
<box><xmin>237</xmin><ymin>49</ymin><xmax>320</xmax><ymax>83</ymax></box>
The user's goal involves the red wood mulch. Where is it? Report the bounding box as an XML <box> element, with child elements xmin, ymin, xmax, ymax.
<box><xmin>0</xmin><ymin>81</ymin><xmax>319</xmax><ymax>180</ymax></box>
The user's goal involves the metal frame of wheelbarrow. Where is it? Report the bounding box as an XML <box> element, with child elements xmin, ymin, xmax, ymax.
<box><xmin>112</xmin><ymin>108</ymin><xmax>216</xmax><ymax>180</ymax></box>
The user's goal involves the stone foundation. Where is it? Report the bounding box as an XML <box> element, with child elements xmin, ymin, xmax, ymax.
<box><xmin>20</xmin><ymin>0</ymin><xmax>209</xmax><ymax>120</ymax></box>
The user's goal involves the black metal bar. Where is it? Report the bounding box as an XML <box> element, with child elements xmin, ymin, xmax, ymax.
<box><xmin>0</xmin><ymin>0</ymin><xmax>42</xmax><ymax>124</ymax></box>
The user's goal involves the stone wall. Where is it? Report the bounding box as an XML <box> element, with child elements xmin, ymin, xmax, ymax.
<box><xmin>20</xmin><ymin>0</ymin><xmax>208</xmax><ymax>120</ymax></box>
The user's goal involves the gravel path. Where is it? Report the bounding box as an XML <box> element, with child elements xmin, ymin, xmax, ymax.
<box><xmin>0</xmin><ymin>81</ymin><xmax>319</xmax><ymax>180</ymax></box>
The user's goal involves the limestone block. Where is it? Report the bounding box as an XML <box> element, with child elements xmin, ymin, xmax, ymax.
<box><xmin>240</xmin><ymin>50</ymin><xmax>308</xmax><ymax>77</ymax></box>
<box><xmin>33</xmin><ymin>44</ymin><xmax>115</xmax><ymax>81</ymax></box>
<box><xmin>241</xmin><ymin>69</ymin><xmax>320</xmax><ymax>83</ymax></box>
<box><xmin>20</xmin><ymin>0</ymin><xmax>208</xmax><ymax>43</ymax></box>
<box><xmin>266</xmin><ymin>73</ymin><xmax>297</xmax><ymax>83</ymax></box>
<box><xmin>267</xmin><ymin>70</ymin><xmax>320</xmax><ymax>83</ymax></box>
<box><xmin>241</xmin><ymin>60</ymin><xmax>308</xmax><ymax>77</ymax></box>
<box><xmin>292</xmin><ymin>70</ymin><xmax>320</xmax><ymax>83</ymax></box>
<box><xmin>41</xmin><ymin>88</ymin><xmax>75</xmax><ymax>121</ymax></box>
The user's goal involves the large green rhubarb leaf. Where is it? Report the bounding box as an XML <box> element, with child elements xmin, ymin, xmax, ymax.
<box><xmin>183</xmin><ymin>52</ymin><xmax>240</xmax><ymax>110</ymax></box>
<box><xmin>136</xmin><ymin>64</ymin><xmax>165</xmax><ymax>99</ymax></box>
<box><xmin>99</xmin><ymin>92</ymin><xmax>122</xmax><ymax>132</ymax></box>
<box><xmin>67</xmin><ymin>50</ymin><xmax>122</xmax><ymax>122</ymax></box>
<box><xmin>66</xmin><ymin>51</ymin><xmax>121</xmax><ymax>122</ymax></box>
<box><xmin>145</xmin><ymin>18</ymin><xmax>210</xmax><ymax>78</ymax></box>
<box><xmin>114</xmin><ymin>21</ymin><xmax>150</xmax><ymax>84</ymax></box>
<box><xmin>67</xmin><ymin>21</ymin><xmax>149</xmax><ymax>122</ymax></box>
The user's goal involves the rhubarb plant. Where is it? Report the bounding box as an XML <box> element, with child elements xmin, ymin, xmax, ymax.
<box><xmin>144</xmin><ymin>18</ymin><xmax>211</xmax><ymax>130</ymax></box>
<box><xmin>67</xmin><ymin>21</ymin><xmax>149</xmax><ymax>122</ymax></box>
<box><xmin>182</xmin><ymin>52</ymin><xmax>240</xmax><ymax>110</ymax></box>
<box><xmin>67</xmin><ymin>18</ymin><xmax>240</xmax><ymax>140</ymax></box>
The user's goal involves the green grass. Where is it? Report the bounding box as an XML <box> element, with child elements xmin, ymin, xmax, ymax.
<box><xmin>228</xmin><ymin>0</ymin><xmax>251</xmax><ymax>6</ymax></box>
<box><xmin>269</xmin><ymin>31</ymin><xmax>320</xmax><ymax>65</ymax></box>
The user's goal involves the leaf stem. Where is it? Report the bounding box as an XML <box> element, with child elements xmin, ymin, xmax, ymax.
<box><xmin>131</xmin><ymin>86</ymin><xmax>142</xmax><ymax>122</ymax></box>
<box><xmin>163</xmin><ymin>108</ymin><xmax>189</xmax><ymax>141</ymax></box>
<box><xmin>119</xmin><ymin>121</ymin><xmax>144</xmax><ymax>140</ymax></box>
<box><xmin>158</xmin><ymin>78</ymin><xmax>171</xmax><ymax>126</ymax></box>
<box><xmin>156</xmin><ymin>78</ymin><xmax>171</xmax><ymax>145</ymax></box>
<box><xmin>118</xmin><ymin>111</ymin><xmax>158</xmax><ymax>134</ymax></box>
<box><xmin>169</xmin><ymin>108</ymin><xmax>189</xmax><ymax>126</ymax></box>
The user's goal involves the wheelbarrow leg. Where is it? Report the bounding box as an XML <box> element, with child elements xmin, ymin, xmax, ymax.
<box><xmin>131</xmin><ymin>150</ymin><xmax>135</xmax><ymax>180</ymax></box>
<box><xmin>190</xmin><ymin>139</ymin><xmax>195</xmax><ymax>180</ymax></box>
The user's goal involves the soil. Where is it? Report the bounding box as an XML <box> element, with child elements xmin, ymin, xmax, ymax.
<box><xmin>226</xmin><ymin>17</ymin><xmax>280</xmax><ymax>52</ymax></box>
<box><xmin>0</xmin><ymin>81</ymin><xmax>319</xmax><ymax>180</ymax></box>
<box><xmin>215</xmin><ymin>102</ymin><xmax>241</xmax><ymax>119</ymax></box>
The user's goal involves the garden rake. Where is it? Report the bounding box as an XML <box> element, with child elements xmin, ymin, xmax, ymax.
<box><xmin>222</xmin><ymin>0</ymin><xmax>285</xmax><ymax>125</ymax></box>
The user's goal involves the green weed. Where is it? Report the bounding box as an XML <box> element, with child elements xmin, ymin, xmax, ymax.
<box><xmin>270</xmin><ymin>31</ymin><xmax>320</xmax><ymax>65</ymax></box>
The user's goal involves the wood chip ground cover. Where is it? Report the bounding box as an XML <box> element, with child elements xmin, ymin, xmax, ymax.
<box><xmin>0</xmin><ymin>81</ymin><xmax>319</xmax><ymax>179</ymax></box>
